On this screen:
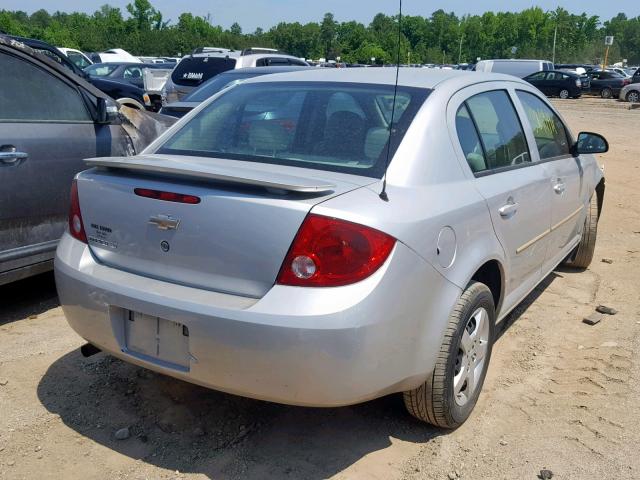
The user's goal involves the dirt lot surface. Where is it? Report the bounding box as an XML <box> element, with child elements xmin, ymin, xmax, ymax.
<box><xmin>1</xmin><ymin>97</ymin><xmax>639</xmax><ymax>480</ymax></box>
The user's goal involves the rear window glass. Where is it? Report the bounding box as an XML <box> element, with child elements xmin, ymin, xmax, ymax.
<box><xmin>171</xmin><ymin>56</ymin><xmax>237</xmax><ymax>87</ymax></box>
<box><xmin>158</xmin><ymin>82</ymin><xmax>429</xmax><ymax>178</ymax></box>
<box><xmin>184</xmin><ymin>72</ymin><xmax>263</xmax><ymax>102</ymax></box>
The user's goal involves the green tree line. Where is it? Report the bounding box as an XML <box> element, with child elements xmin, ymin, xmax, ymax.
<box><xmin>1</xmin><ymin>0</ymin><xmax>639</xmax><ymax>64</ymax></box>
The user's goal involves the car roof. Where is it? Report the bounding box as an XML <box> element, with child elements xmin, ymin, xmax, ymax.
<box><xmin>242</xmin><ymin>67</ymin><xmax>527</xmax><ymax>90</ymax></box>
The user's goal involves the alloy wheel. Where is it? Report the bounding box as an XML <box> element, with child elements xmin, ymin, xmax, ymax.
<box><xmin>559</xmin><ymin>89</ymin><xmax>569</xmax><ymax>99</ymax></box>
<box><xmin>453</xmin><ymin>307</ymin><xmax>490</xmax><ymax>407</ymax></box>
<box><xmin>628</xmin><ymin>91</ymin><xmax>640</xmax><ymax>103</ymax></box>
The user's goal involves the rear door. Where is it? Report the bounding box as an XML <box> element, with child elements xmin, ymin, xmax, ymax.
<box><xmin>451</xmin><ymin>86</ymin><xmax>552</xmax><ymax>310</ymax></box>
<box><xmin>0</xmin><ymin>49</ymin><xmax>109</xmax><ymax>275</ymax></box>
<box><xmin>515</xmin><ymin>90</ymin><xmax>586</xmax><ymax>269</ymax></box>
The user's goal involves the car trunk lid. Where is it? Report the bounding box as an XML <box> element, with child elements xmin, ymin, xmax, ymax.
<box><xmin>77</xmin><ymin>155</ymin><xmax>374</xmax><ymax>298</ymax></box>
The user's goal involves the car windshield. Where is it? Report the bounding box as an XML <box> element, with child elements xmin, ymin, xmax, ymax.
<box><xmin>158</xmin><ymin>81</ymin><xmax>429</xmax><ymax>178</ymax></box>
<box><xmin>184</xmin><ymin>72</ymin><xmax>264</xmax><ymax>102</ymax></box>
<box><xmin>85</xmin><ymin>64</ymin><xmax>118</xmax><ymax>76</ymax></box>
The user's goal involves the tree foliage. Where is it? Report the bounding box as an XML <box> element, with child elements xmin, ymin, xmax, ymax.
<box><xmin>1</xmin><ymin>3</ymin><xmax>639</xmax><ymax>64</ymax></box>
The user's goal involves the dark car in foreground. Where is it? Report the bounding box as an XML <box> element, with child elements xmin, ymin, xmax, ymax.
<box><xmin>524</xmin><ymin>70</ymin><xmax>584</xmax><ymax>99</ymax></box>
<box><xmin>0</xmin><ymin>34</ymin><xmax>174</xmax><ymax>285</ymax></box>
<box><xmin>160</xmin><ymin>66</ymin><xmax>311</xmax><ymax>118</ymax></box>
<box><xmin>588</xmin><ymin>71</ymin><xmax>631</xmax><ymax>98</ymax></box>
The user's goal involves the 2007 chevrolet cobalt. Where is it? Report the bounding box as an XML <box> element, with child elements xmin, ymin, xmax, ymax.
<box><xmin>55</xmin><ymin>69</ymin><xmax>608</xmax><ymax>428</ymax></box>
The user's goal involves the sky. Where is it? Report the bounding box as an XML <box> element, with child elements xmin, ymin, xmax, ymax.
<box><xmin>2</xmin><ymin>0</ymin><xmax>637</xmax><ymax>31</ymax></box>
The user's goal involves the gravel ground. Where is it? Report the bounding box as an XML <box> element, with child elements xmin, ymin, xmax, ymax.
<box><xmin>0</xmin><ymin>97</ymin><xmax>639</xmax><ymax>480</ymax></box>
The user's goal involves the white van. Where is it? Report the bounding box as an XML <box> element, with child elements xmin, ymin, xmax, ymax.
<box><xmin>475</xmin><ymin>59</ymin><xmax>554</xmax><ymax>78</ymax></box>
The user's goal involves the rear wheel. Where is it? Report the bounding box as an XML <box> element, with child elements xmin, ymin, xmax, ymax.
<box><xmin>565</xmin><ymin>195</ymin><xmax>598</xmax><ymax>269</ymax></box>
<box><xmin>626</xmin><ymin>90</ymin><xmax>640</xmax><ymax>103</ymax></box>
<box><xmin>559</xmin><ymin>89</ymin><xmax>570</xmax><ymax>99</ymax></box>
<box><xmin>601</xmin><ymin>87</ymin><xmax>613</xmax><ymax>99</ymax></box>
<box><xmin>404</xmin><ymin>281</ymin><xmax>495</xmax><ymax>428</ymax></box>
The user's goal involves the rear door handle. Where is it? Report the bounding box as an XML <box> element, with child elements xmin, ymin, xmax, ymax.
<box><xmin>0</xmin><ymin>147</ymin><xmax>28</xmax><ymax>166</ymax></box>
<box><xmin>499</xmin><ymin>201</ymin><xmax>519</xmax><ymax>217</ymax></box>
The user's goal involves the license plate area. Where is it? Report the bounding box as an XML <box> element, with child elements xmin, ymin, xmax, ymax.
<box><xmin>124</xmin><ymin>311</ymin><xmax>190</xmax><ymax>371</ymax></box>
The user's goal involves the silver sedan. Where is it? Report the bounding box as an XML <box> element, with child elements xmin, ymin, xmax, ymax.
<box><xmin>55</xmin><ymin>68</ymin><xmax>608</xmax><ymax>428</ymax></box>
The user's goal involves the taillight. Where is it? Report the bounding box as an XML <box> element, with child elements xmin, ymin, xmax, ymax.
<box><xmin>68</xmin><ymin>180</ymin><xmax>87</xmax><ymax>243</ymax></box>
<box><xmin>134</xmin><ymin>188</ymin><xmax>201</xmax><ymax>204</ymax></box>
<box><xmin>277</xmin><ymin>214</ymin><xmax>396</xmax><ymax>287</ymax></box>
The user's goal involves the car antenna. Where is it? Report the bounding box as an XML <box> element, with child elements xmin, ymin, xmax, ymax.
<box><xmin>379</xmin><ymin>0</ymin><xmax>402</xmax><ymax>202</ymax></box>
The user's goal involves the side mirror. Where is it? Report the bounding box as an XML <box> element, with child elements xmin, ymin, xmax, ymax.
<box><xmin>96</xmin><ymin>97</ymin><xmax>119</xmax><ymax>124</ymax></box>
<box><xmin>573</xmin><ymin>132</ymin><xmax>609</xmax><ymax>155</ymax></box>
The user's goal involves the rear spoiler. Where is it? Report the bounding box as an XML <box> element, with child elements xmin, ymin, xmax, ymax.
<box><xmin>85</xmin><ymin>156</ymin><xmax>336</xmax><ymax>193</ymax></box>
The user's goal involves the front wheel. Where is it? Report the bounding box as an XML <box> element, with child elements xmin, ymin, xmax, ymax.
<box><xmin>559</xmin><ymin>89</ymin><xmax>570</xmax><ymax>99</ymax></box>
<box><xmin>404</xmin><ymin>281</ymin><xmax>495</xmax><ymax>428</ymax></box>
<box><xmin>601</xmin><ymin>88</ymin><xmax>613</xmax><ymax>99</ymax></box>
<box><xmin>627</xmin><ymin>90</ymin><xmax>640</xmax><ymax>103</ymax></box>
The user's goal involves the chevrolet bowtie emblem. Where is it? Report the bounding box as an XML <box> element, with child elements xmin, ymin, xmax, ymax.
<box><xmin>148</xmin><ymin>214</ymin><xmax>180</xmax><ymax>231</ymax></box>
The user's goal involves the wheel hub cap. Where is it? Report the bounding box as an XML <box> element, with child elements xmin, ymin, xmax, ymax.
<box><xmin>453</xmin><ymin>307</ymin><xmax>490</xmax><ymax>407</ymax></box>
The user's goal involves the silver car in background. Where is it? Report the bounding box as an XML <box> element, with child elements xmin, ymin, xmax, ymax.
<box><xmin>55</xmin><ymin>69</ymin><xmax>608</xmax><ymax>428</ymax></box>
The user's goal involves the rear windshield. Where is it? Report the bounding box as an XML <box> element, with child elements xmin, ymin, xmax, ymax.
<box><xmin>171</xmin><ymin>56</ymin><xmax>237</xmax><ymax>87</ymax></box>
<box><xmin>158</xmin><ymin>81</ymin><xmax>429</xmax><ymax>178</ymax></box>
<box><xmin>184</xmin><ymin>72</ymin><xmax>264</xmax><ymax>102</ymax></box>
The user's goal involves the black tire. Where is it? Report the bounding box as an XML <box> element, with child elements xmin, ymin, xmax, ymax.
<box><xmin>559</xmin><ymin>89</ymin><xmax>570</xmax><ymax>99</ymax></box>
<box><xmin>404</xmin><ymin>281</ymin><xmax>495</xmax><ymax>429</ymax></box>
<box><xmin>566</xmin><ymin>195</ymin><xmax>598</xmax><ymax>269</ymax></box>
<box><xmin>601</xmin><ymin>87</ymin><xmax>613</xmax><ymax>99</ymax></box>
<box><xmin>626</xmin><ymin>90</ymin><xmax>640</xmax><ymax>103</ymax></box>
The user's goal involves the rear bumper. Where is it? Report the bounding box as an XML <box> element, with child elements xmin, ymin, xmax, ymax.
<box><xmin>55</xmin><ymin>233</ymin><xmax>461</xmax><ymax>407</ymax></box>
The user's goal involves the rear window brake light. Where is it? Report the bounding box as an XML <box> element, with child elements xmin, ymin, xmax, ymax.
<box><xmin>134</xmin><ymin>188</ymin><xmax>201</xmax><ymax>204</ymax></box>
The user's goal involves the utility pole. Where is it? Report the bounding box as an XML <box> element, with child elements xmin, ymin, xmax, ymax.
<box><xmin>552</xmin><ymin>25</ymin><xmax>557</xmax><ymax>64</ymax></box>
<box><xmin>458</xmin><ymin>20</ymin><xmax>464</xmax><ymax>65</ymax></box>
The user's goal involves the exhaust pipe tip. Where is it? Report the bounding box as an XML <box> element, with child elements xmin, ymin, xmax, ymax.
<box><xmin>80</xmin><ymin>343</ymin><xmax>101</xmax><ymax>358</ymax></box>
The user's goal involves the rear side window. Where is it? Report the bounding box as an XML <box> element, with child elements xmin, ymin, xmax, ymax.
<box><xmin>171</xmin><ymin>56</ymin><xmax>237</xmax><ymax>87</ymax></box>
<box><xmin>86</xmin><ymin>64</ymin><xmax>118</xmax><ymax>76</ymax></box>
<box><xmin>463</xmin><ymin>90</ymin><xmax>530</xmax><ymax>172</ymax></box>
<box><xmin>0</xmin><ymin>52</ymin><xmax>91</xmax><ymax>122</ymax></box>
<box><xmin>516</xmin><ymin>91</ymin><xmax>571</xmax><ymax>160</ymax></box>
<box><xmin>455</xmin><ymin>105</ymin><xmax>487</xmax><ymax>173</ymax></box>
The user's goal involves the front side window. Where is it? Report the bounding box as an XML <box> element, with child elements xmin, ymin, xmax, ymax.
<box><xmin>0</xmin><ymin>52</ymin><xmax>91</xmax><ymax>122</ymax></box>
<box><xmin>516</xmin><ymin>91</ymin><xmax>571</xmax><ymax>160</ymax></box>
<box><xmin>158</xmin><ymin>82</ymin><xmax>428</xmax><ymax>178</ymax></box>
<box><xmin>67</xmin><ymin>51</ymin><xmax>91</xmax><ymax>69</ymax></box>
<box><xmin>464</xmin><ymin>90</ymin><xmax>530</xmax><ymax>171</ymax></box>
